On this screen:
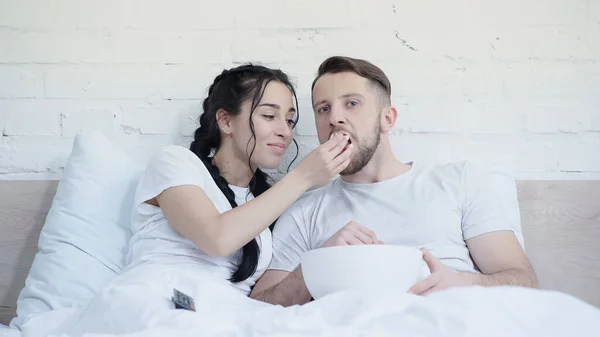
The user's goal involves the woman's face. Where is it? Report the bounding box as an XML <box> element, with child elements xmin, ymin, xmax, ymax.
<box><xmin>230</xmin><ymin>80</ymin><xmax>296</xmax><ymax>169</ymax></box>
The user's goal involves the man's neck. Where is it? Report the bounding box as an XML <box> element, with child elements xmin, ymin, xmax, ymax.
<box><xmin>340</xmin><ymin>144</ymin><xmax>412</xmax><ymax>184</ymax></box>
<box><xmin>212</xmin><ymin>142</ymin><xmax>254</xmax><ymax>188</ymax></box>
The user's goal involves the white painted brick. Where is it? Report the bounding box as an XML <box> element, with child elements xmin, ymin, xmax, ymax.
<box><xmin>590</xmin><ymin>0</ymin><xmax>600</xmax><ymax>22</ymax></box>
<box><xmin>230</xmin><ymin>29</ymin><xmax>322</xmax><ymax>65</ymax></box>
<box><xmin>0</xmin><ymin>30</ymin><xmax>227</xmax><ymax>64</ymax></box>
<box><xmin>231</xmin><ymin>28</ymin><xmax>422</xmax><ymax>70</ymax></box>
<box><xmin>161</xmin><ymin>65</ymin><xmax>225</xmax><ymax>100</ymax></box>
<box><xmin>395</xmin><ymin>99</ymin><xmax>465</xmax><ymax>134</ymax></box>
<box><xmin>343</xmin><ymin>131</ymin><xmax>556</xmax><ymax>173</ymax></box>
<box><xmin>117</xmin><ymin>1</ymin><xmax>235</xmax><ymax>31</ymax></box>
<box><xmin>390</xmin><ymin>133</ymin><xmax>449</xmax><ymax>164</ymax></box>
<box><xmin>118</xmin><ymin>0</ymin><xmax>237</xmax><ymax>30</ymax></box>
<box><xmin>353</xmin><ymin>25</ymin><xmax>599</xmax><ymax>64</ymax></box>
<box><xmin>0</xmin><ymin>136</ymin><xmax>73</xmax><ymax>173</ymax></box>
<box><xmin>261</xmin><ymin>64</ymin><xmax>333</xmax><ymax>101</ymax></box>
<box><xmin>293</xmin><ymin>98</ymin><xmax>317</xmax><ymax>136</ymax></box>
<box><xmin>488</xmin><ymin>26</ymin><xmax>600</xmax><ymax>61</ymax></box>
<box><xmin>2</xmin><ymin>100</ymin><xmax>61</xmax><ymax>136</ymax></box>
<box><xmin>502</xmin><ymin>62</ymin><xmax>598</xmax><ymax>98</ymax></box>
<box><xmin>234</xmin><ymin>0</ymin><xmax>395</xmax><ymax>29</ymax></box>
<box><xmin>178</xmin><ymin>105</ymin><xmax>202</xmax><ymax>137</ymax></box>
<box><xmin>314</xmin><ymin>29</ymin><xmax>419</xmax><ymax>61</ymax></box>
<box><xmin>0</xmin><ymin>31</ymin><xmax>52</xmax><ymax>63</ymax></box>
<box><xmin>121</xmin><ymin>109</ymin><xmax>179</xmax><ymax>135</ymax></box>
<box><xmin>61</xmin><ymin>108</ymin><xmax>119</xmax><ymax>138</ymax></box>
<box><xmin>121</xmin><ymin>102</ymin><xmax>200</xmax><ymax>136</ymax></box>
<box><xmin>0</xmin><ymin>108</ymin><xmax>4</xmax><ymax>135</ymax></box>
<box><xmin>470</xmin><ymin>101</ymin><xmax>524</xmax><ymax>134</ymax></box>
<box><xmin>398</xmin><ymin>134</ymin><xmax>554</xmax><ymax>172</ymax></box>
<box><xmin>585</xmin><ymin>63</ymin><xmax>600</xmax><ymax>97</ymax></box>
<box><xmin>1</xmin><ymin>0</ymin><xmax>599</xmax><ymax>179</ymax></box>
<box><xmin>394</xmin><ymin>98</ymin><xmax>521</xmax><ymax>135</ymax></box>
<box><xmin>522</xmin><ymin>101</ymin><xmax>591</xmax><ymax>133</ymax></box>
<box><xmin>515</xmin><ymin>134</ymin><xmax>582</xmax><ymax>172</ymax></box>
<box><xmin>231</xmin><ymin>28</ymin><xmax>505</xmax><ymax>96</ymax></box>
<box><xmin>0</xmin><ymin>67</ymin><xmax>43</xmax><ymax>98</ymax></box>
<box><xmin>513</xmin><ymin>138</ymin><xmax>556</xmax><ymax>172</ymax></box>
<box><xmin>381</xmin><ymin>26</ymin><xmax>577</xmax><ymax>63</ymax></box>
<box><xmin>591</xmin><ymin>106</ymin><xmax>600</xmax><ymax>131</ymax></box>
<box><xmin>0</xmin><ymin>0</ymin><xmax>234</xmax><ymax>31</ymax></box>
<box><xmin>0</xmin><ymin>0</ymin><xmax>120</xmax><ymax>30</ymax></box>
<box><xmin>441</xmin><ymin>135</ymin><xmax>520</xmax><ymax>168</ymax></box>
<box><xmin>450</xmin><ymin>64</ymin><xmax>506</xmax><ymax>98</ymax></box>
<box><xmin>44</xmin><ymin>66</ymin><xmax>162</xmax><ymax>99</ymax></box>
<box><xmin>288</xmin><ymin>69</ymin><xmax>323</xmax><ymax>99</ymax></box>
<box><xmin>555</xmin><ymin>134</ymin><xmax>600</xmax><ymax>171</ymax></box>
<box><xmin>392</xmin><ymin>0</ymin><xmax>588</xmax><ymax>27</ymax></box>
<box><xmin>383</xmin><ymin>60</ymin><xmax>505</xmax><ymax>98</ymax></box>
<box><xmin>389</xmin><ymin>28</ymin><xmax>487</xmax><ymax>62</ymax></box>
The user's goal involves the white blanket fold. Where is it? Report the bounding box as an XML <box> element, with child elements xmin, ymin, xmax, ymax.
<box><xmin>18</xmin><ymin>263</ymin><xmax>600</xmax><ymax>337</ymax></box>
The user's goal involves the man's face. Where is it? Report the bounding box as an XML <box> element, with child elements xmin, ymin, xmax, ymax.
<box><xmin>312</xmin><ymin>72</ymin><xmax>382</xmax><ymax>175</ymax></box>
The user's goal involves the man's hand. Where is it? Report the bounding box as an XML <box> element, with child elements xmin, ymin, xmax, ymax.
<box><xmin>320</xmin><ymin>221</ymin><xmax>384</xmax><ymax>248</ymax></box>
<box><xmin>407</xmin><ymin>248</ymin><xmax>471</xmax><ymax>295</ymax></box>
<box><xmin>251</xmin><ymin>221</ymin><xmax>383</xmax><ymax>306</ymax></box>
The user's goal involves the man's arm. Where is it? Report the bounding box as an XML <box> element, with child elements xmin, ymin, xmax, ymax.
<box><xmin>458</xmin><ymin>162</ymin><xmax>538</xmax><ymax>288</ymax></box>
<box><xmin>250</xmin><ymin>268</ymin><xmax>312</xmax><ymax>306</ymax></box>
<box><xmin>463</xmin><ymin>230</ymin><xmax>538</xmax><ymax>288</ymax></box>
<box><xmin>408</xmin><ymin>230</ymin><xmax>538</xmax><ymax>295</ymax></box>
<box><xmin>251</xmin><ymin>221</ymin><xmax>381</xmax><ymax>305</ymax></box>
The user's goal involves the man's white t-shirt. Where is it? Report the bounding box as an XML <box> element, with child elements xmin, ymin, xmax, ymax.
<box><xmin>269</xmin><ymin>160</ymin><xmax>524</xmax><ymax>274</ymax></box>
<box><xmin>125</xmin><ymin>145</ymin><xmax>272</xmax><ymax>295</ymax></box>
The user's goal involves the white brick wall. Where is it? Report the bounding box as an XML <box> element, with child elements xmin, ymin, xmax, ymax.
<box><xmin>1</xmin><ymin>0</ymin><xmax>599</xmax><ymax>180</ymax></box>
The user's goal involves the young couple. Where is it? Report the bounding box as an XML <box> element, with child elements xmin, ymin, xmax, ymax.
<box><xmin>129</xmin><ymin>56</ymin><xmax>538</xmax><ymax>309</ymax></box>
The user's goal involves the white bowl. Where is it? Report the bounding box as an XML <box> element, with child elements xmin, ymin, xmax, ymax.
<box><xmin>301</xmin><ymin>245</ymin><xmax>428</xmax><ymax>299</ymax></box>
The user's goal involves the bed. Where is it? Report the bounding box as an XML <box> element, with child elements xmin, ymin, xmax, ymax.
<box><xmin>1</xmin><ymin>180</ymin><xmax>599</xmax><ymax>321</ymax></box>
<box><xmin>1</xmin><ymin>133</ymin><xmax>599</xmax><ymax>335</ymax></box>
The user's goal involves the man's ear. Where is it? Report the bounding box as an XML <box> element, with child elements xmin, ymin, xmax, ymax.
<box><xmin>215</xmin><ymin>108</ymin><xmax>232</xmax><ymax>135</ymax></box>
<box><xmin>380</xmin><ymin>105</ymin><xmax>398</xmax><ymax>132</ymax></box>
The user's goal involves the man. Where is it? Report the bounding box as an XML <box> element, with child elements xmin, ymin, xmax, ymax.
<box><xmin>250</xmin><ymin>56</ymin><xmax>538</xmax><ymax>306</ymax></box>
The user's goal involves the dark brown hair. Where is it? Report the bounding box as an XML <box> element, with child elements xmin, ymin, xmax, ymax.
<box><xmin>191</xmin><ymin>64</ymin><xmax>299</xmax><ymax>283</ymax></box>
<box><xmin>311</xmin><ymin>56</ymin><xmax>392</xmax><ymax>106</ymax></box>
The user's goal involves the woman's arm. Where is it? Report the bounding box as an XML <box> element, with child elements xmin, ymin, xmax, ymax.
<box><xmin>155</xmin><ymin>169</ymin><xmax>307</xmax><ymax>256</ymax></box>
<box><xmin>154</xmin><ymin>133</ymin><xmax>351</xmax><ymax>257</ymax></box>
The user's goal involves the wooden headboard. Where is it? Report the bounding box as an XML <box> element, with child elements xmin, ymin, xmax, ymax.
<box><xmin>0</xmin><ymin>180</ymin><xmax>59</xmax><ymax>326</ymax></box>
<box><xmin>1</xmin><ymin>180</ymin><xmax>599</xmax><ymax>325</ymax></box>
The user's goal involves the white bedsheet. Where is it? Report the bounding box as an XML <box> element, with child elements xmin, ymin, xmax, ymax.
<box><xmin>0</xmin><ymin>325</ymin><xmax>21</xmax><ymax>337</ymax></box>
<box><xmin>15</xmin><ymin>262</ymin><xmax>600</xmax><ymax>337</ymax></box>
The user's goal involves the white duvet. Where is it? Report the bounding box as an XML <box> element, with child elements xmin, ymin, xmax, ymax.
<box><xmin>12</xmin><ymin>262</ymin><xmax>600</xmax><ymax>337</ymax></box>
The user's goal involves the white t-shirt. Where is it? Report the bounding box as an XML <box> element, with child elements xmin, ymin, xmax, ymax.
<box><xmin>125</xmin><ymin>145</ymin><xmax>272</xmax><ymax>295</ymax></box>
<box><xmin>269</xmin><ymin>160</ymin><xmax>524</xmax><ymax>274</ymax></box>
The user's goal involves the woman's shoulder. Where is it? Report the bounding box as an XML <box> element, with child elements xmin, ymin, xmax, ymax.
<box><xmin>149</xmin><ymin>145</ymin><xmax>202</xmax><ymax>164</ymax></box>
<box><xmin>131</xmin><ymin>145</ymin><xmax>212</xmax><ymax>219</ymax></box>
<box><xmin>135</xmin><ymin>145</ymin><xmax>212</xmax><ymax>199</ymax></box>
<box><xmin>145</xmin><ymin>145</ymin><xmax>209</xmax><ymax>175</ymax></box>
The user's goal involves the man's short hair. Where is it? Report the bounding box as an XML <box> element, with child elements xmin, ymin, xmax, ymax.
<box><xmin>311</xmin><ymin>56</ymin><xmax>392</xmax><ymax>107</ymax></box>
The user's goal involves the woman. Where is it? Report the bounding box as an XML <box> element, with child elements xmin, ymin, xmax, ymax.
<box><xmin>126</xmin><ymin>63</ymin><xmax>353</xmax><ymax>293</ymax></box>
<box><xmin>45</xmin><ymin>64</ymin><xmax>352</xmax><ymax>335</ymax></box>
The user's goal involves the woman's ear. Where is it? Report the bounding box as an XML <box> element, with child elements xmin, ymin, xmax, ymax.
<box><xmin>215</xmin><ymin>109</ymin><xmax>232</xmax><ymax>135</ymax></box>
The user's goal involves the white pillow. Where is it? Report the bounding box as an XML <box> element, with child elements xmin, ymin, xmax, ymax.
<box><xmin>10</xmin><ymin>131</ymin><xmax>143</xmax><ymax>330</ymax></box>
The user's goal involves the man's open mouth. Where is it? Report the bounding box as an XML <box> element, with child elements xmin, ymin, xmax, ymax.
<box><xmin>342</xmin><ymin>138</ymin><xmax>352</xmax><ymax>152</ymax></box>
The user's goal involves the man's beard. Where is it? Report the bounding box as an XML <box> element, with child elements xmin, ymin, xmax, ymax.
<box><xmin>340</xmin><ymin>122</ymin><xmax>381</xmax><ymax>176</ymax></box>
